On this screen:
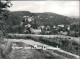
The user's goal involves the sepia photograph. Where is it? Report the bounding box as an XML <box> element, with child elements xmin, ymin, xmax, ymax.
<box><xmin>0</xmin><ymin>0</ymin><xmax>80</xmax><ymax>59</ymax></box>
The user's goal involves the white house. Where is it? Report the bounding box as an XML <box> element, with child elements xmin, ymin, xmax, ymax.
<box><xmin>30</xmin><ymin>28</ymin><xmax>41</xmax><ymax>34</ymax></box>
<box><xmin>58</xmin><ymin>25</ymin><xmax>64</xmax><ymax>27</ymax></box>
<box><xmin>53</xmin><ymin>26</ymin><xmax>56</xmax><ymax>28</ymax></box>
<box><xmin>38</xmin><ymin>25</ymin><xmax>45</xmax><ymax>29</ymax></box>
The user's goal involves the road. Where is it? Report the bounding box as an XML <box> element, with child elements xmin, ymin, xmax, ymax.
<box><xmin>6</xmin><ymin>38</ymin><xmax>79</xmax><ymax>59</ymax></box>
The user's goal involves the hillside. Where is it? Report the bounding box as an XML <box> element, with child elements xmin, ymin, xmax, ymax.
<box><xmin>6</xmin><ymin>11</ymin><xmax>78</xmax><ymax>27</ymax></box>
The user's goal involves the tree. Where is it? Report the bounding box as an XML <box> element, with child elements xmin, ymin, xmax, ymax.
<box><xmin>0</xmin><ymin>0</ymin><xmax>12</xmax><ymax>58</ymax></box>
<box><xmin>0</xmin><ymin>0</ymin><xmax>12</xmax><ymax>42</ymax></box>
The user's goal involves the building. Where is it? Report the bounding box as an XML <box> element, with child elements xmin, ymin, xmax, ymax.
<box><xmin>38</xmin><ymin>25</ymin><xmax>45</xmax><ymax>29</ymax></box>
<box><xmin>58</xmin><ymin>24</ymin><xmax>64</xmax><ymax>28</ymax></box>
<box><xmin>53</xmin><ymin>26</ymin><xmax>56</xmax><ymax>29</ymax></box>
<box><xmin>30</xmin><ymin>28</ymin><xmax>41</xmax><ymax>34</ymax></box>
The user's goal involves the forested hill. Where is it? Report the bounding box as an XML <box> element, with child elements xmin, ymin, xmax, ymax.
<box><xmin>6</xmin><ymin>11</ymin><xmax>80</xmax><ymax>27</ymax></box>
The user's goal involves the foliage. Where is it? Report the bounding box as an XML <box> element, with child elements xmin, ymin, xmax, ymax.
<box><xmin>6</xmin><ymin>11</ymin><xmax>80</xmax><ymax>34</ymax></box>
<box><xmin>6</xmin><ymin>11</ymin><xmax>74</xmax><ymax>33</ymax></box>
<box><xmin>69</xmin><ymin>23</ymin><xmax>80</xmax><ymax>37</ymax></box>
<box><xmin>0</xmin><ymin>0</ymin><xmax>12</xmax><ymax>59</ymax></box>
<box><xmin>0</xmin><ymin>1</ymin><xmax>12</xmax><ymax>36</ymax></box>
<box><xmin>70</xmin><ymin>23</ymin><xmax>80</xmax><ymax>32</ymax></box>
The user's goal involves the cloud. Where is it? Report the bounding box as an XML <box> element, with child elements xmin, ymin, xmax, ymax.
<box><xmin>8</xmin><ymin>1</ymin><xmax>79</xmax><ymax>17</ymax></box>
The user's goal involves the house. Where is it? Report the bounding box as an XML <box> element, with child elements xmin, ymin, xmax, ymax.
<box><xmin>23</xmin><ymin>16</ymin><xmax>33</xmax><ymax>22</ymax></box>
<box><xmin>46</xmin><ymin>26</ymin><xmax>50</xmax><ymax>30</ymax></box>
<box><xmin>45</xmin><ymin>31</ymin><xmax>51</xmax><ymax>35</ymax></box>
<box><xmin>38</xmin><ymin>25</ymin><xmax>45</xmax><ymax>29</ymax></box>
<box><xmin>60</xmin><ymin>31</ymin><xmax>68</xmax><ymax>35</ymax></box>
<box><xmin>23</xmin><ymin>24</ymin><xmax>32</xmax><ymax>33</ymax></box>
<box><xmin>50</xmin><ymin>16</ymin><xmax>53</xmax><ymax>18</ymax></box>
<box><xmin>27</xmin><ymin>17</ymin><xmax>33</xmax><ymax>22</ymax></box>
<box><xmin>23</xmin><ymin>16</ymin><xmax>29</xmax><ymax>21</ymax></box>
<box><xmin>53</xmin><ymin>26</ymin><xmax>56</xmax><ymax>29</ymax></box>
<box><xmin>30</xmin><ymin>28</ymin><xmax>41</xmax><ymax>34</ymax></box>
<box><xmin>58</xmin><ymin>24</ymin><xmax>64</xmax><ymax>28</ymax></box>
<box><xmin>67</xmin><ymin>25</ymin><xmax>70</xmax><ymax>30</ymax></box>
<box><xmin>37</xmin><ymin>16</ymin><xmax>40</xmax><ymax>18</ymax></box>
<box><xmin>21</xmin><ymin>22</ymin><xmax>23</xmax><ymax>26</ymax></box>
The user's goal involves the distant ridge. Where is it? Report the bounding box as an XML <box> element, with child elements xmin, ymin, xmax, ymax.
<box><xmin>7</xmin><ymin>11</ymin><xmax>80</xmax><ymax>26</ymax></box>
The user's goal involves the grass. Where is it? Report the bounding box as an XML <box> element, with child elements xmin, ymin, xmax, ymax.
<box><xmin>54</xmin><ymin>50</ymin><xmax>76</xmax><ymax>58</ymax></box>
<box><xmin>9</xmin><ymin>42</ymin><xmax>67</xmax><ymax>59</ymax></box>
<box><xmin>6</xmin><ymin>34</ymin><xmax>80</xmax><ymax>56</ymax></box>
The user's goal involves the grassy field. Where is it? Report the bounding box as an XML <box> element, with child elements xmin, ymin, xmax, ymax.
<box><xmin>4</xmin><ymin>33</ymin><xmax>80</xmax><ymax>59</ymax></box>
<box><xmin>7</xmin><ymin>41</ymin><xmax>68</xmax><ymax>59</ymax></box>
<box><xmin>0</xmin><ymin>38</ymin><xmax>79</xmax><ymax>59</ymax></box>
<box><xmin>7</xmin><ymin>34</ymin><xmax>80</xmax><ymax>56</ymax></box>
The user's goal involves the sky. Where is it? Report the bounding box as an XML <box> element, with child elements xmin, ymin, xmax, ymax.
<box><xmin>8</xmin><ymin>1</ymin><xmax>79</xmax><ymax>17</ymax></box>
